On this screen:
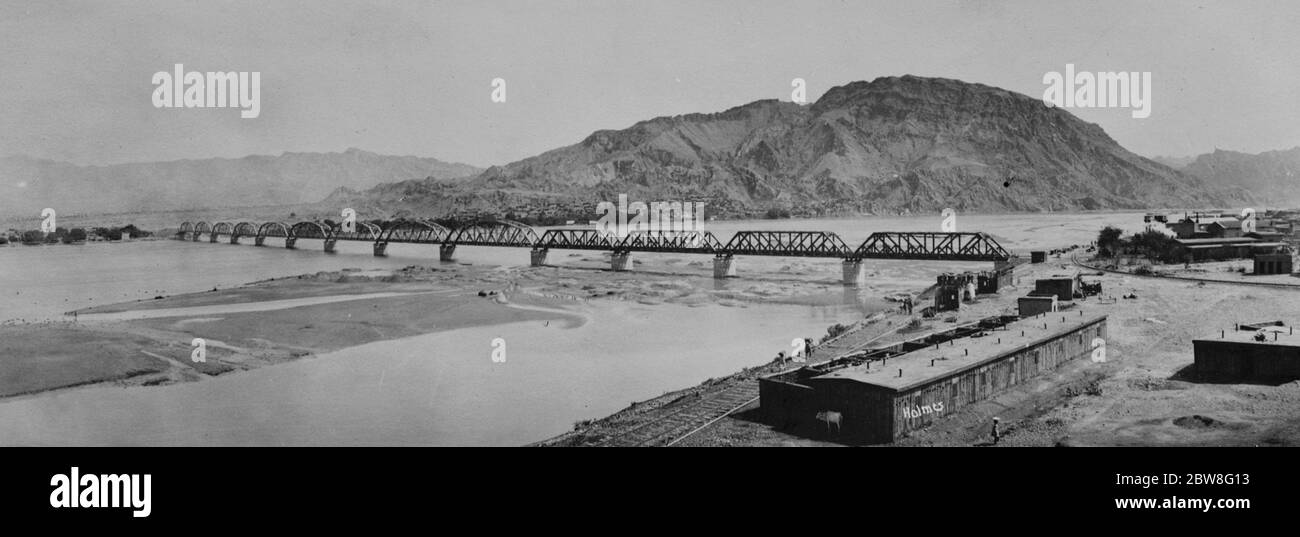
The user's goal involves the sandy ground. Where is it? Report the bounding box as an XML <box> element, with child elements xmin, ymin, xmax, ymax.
<box><xmin>0</xmin><ymin>267</ymin><xmax>576</xmax><ymax>399</ymax></box>
<box><xmin>663</xmin><ymin>258</ymin><xmax>1300</xmax><ymax>447</ymax></box>
<box><xmin>0</xmin><ymin>251</ymin><xmax>883</xmax><ymax>403</ymax></box>
<box><xmin>1142</xmin><ymin>259</ymin><xmax>1300</xmax><ymax>286</ymax></box>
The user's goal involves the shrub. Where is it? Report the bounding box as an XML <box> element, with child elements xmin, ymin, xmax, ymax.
<box><xmin>823</xmin><ymin>322</ymin><xmax>851</xmax><ymax>341</ymax></box>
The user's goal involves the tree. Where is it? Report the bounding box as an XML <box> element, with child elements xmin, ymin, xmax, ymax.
<box><xmin>63</xmin><ymin>228</ymin><xmax>87</xmax><ymax>244</ymax></box>
<box><xmin>1128</xmin><ymin>229</ymin><xmax>1181</xmax><ymax>263</ymax></box>
<box><xmin>121</xmin><ymin>224</ymin><xmax>150</xmax><ymax>238</ymax></box>
<box><xmin>1097</xmin><ymin>226</ymin><xmax>1123</xmax><ymax>257</ymax></box>
<box><xmin>765</xmin><ymin>207</ymin><xmax>791</xmax><ymax>219</ymax></box>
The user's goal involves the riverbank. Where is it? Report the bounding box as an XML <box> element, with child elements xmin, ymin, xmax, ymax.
<box><xmin>580</xmin><ymin>258</ymin><xmax>1300</xmax><ymax>447</ymax></box>
<box><xmin>0</xmin><ymin>253</ymin><xmax>877</xmax><ymax>445</ymax></box>
<box><xmin>0</xmin><ymin>252</ymin><xmax>872</xmax><ymax>405</ymax></box>
<box><xmin>0</xmin><ymin>265</ymin><xmax>587</xmax><ymax>399</ymax></box>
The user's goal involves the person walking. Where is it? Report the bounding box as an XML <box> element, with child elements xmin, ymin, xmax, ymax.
<box><xmin>991</xmin><ymin>417</ymin><xmax>1002</xmax><ymax>445</ymax></box>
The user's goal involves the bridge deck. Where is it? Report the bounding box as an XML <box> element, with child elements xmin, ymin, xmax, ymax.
<box><xmin>179</xmin><ymin>220</ymin><xmax>1012</xmax><ymax>262</ymax></box>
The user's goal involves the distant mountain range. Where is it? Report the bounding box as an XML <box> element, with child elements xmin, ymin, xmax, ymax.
<box><xmin>5</xmin><ymin>76</ymin><xmax>1276</xmax><ymax>222</ymax></box>
<box><xmin>0</xmin><ymin>148</ymin><xmax>481</xmax><ymax>217</ymax></box>
<box><xmin>1174</xmin><ymin>148</ymin><xmax>1300</xmax><ymax>206</ymax></box>
<box><xmin>325</xmin><ymin>75</ymin><xmax>1249</xmax><ymax>219</ymax></box>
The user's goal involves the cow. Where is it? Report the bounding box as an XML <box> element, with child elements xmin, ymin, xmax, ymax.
<box><xmin>815</xmin><ymin>410</ymin><xmax>842</xmax><ymax>435</ymax></box>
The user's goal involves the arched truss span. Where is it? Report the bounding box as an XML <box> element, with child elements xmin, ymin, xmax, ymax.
<box><xmin>256</xmin><ymin>221</ymin><xmax>292</xmax><ymax>240</ymax></box>
<box><xmin>289</xmin><ymin>221</ymin><xmax>332</xmax><ymax>240</ymax></box>
<box><xmin>446</xmin><ymin>220</ymin><xmax>538</xmax><ymax>247</ymax></box>
<box><xmin>232</xmin><ymin>222</ymin><xmax>258</xmax><ymax>238</ymax></box>
<box><xmin>376</xmin><ymin>219</ymin><xmax>451</xmax><ymax>244</ymax></box>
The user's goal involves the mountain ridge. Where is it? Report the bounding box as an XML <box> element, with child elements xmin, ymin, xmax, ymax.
<box><xmin>326</xmin><ymin>75</ymin><xmax>1249</xmax><ymax>219</ymax></box>
<box><xmin>1178</xmin><ymin>147</ymin><xmax>1300</xmax><ymax>205</ymax></box>
<box><xmin>0</xmin><ymin>149</ymin><xmax>483</xmax><ymax>216</ymax></box>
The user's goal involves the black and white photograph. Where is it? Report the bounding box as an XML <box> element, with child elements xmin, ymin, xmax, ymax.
<box><xmin>1</xmin><ymin>0</ymin><xmax>1297</xmax><ymax>521</ymax></box>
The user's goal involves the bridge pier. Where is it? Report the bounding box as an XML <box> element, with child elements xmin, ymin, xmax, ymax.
<box><xmin>610</xmin><ymin>251</ymin><xmax>633</xmax><ymax>271</ymax></box>
<box><xmin>841</xmin><ymin>259</ymin><xmax>866</xmax><ymax>286</ymax></box>
<box><xmin>439</xmin><ymin>244</ymin><xmax>456</xmax><ymax>262</ymax></box>
<box><xmin>712</xmin><ymin>254</ymin><xmax>736</xmax><ymax>279</ymax></box>
<box><xmin>230</xmin><ymin>236</ymin><xmax>240</xmax><ymax>245</ymax></box>
<box><xmin>209</xmin><ymin>234</ymin><xmax>219</xmax><ymax>244</ymax></box>
<box><xmin>530</xmin><ymin>248</ymin><xmax>549</xmax><ymax>267</ymax></box>
<box><xmin>324</xmin><ymin>238</ymin><xmax>337</xmax><ymax>253</ymax></box>
<box><xmin>285</xmin><ymin>237</ymin><xmax>297</xmax><ymax>249</ymax></box>
<box><xmin>373</xmin><ymin>242</ymin><xmax>388</xmax><ymax>257</ymax></box>
<box><xmin>192</xmin><ymin>234</ymin><xmax>201</xmax><ymax>242</ymax></box>
<box><xmin>255</xmin><ymin>236</ymin><xmax>265</xmax><ymax>246</ymax></box>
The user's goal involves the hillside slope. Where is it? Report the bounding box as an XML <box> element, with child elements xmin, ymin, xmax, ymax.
<box><xmin>330</xmin><ymin>75</ymin><xmax>1247</xmax><ymax>218</ymax></box>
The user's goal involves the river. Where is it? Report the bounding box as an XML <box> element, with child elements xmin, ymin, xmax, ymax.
<box><xmin>0</xmin><ymin>211</ymin><xmax>1145</xmax><ymax>445</ymax></box>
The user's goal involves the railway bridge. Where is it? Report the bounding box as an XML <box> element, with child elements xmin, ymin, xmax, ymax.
<box><xmin>177</xmin><ymin>220</ymin><xmax>1014</xmax><ymax>285</ymax></box>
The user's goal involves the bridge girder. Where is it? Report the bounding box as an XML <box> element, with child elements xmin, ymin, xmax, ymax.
<box><xmin>616</xmin><ymin>230</ymin><xmax>723</xmax><ymax>253</ymax></box>
<box><xmin>232</xmin><ymin>222</ymin><xmax>258</xmax><ymax>238</ymax></box>
<box><xmin>447</xmin><ymin>220</ymin><xmax>538</xmax><ymax>247</ymax></box>
<box><xmin>376</xmin><ymin>219</ymin><xmax>451</xmax><ymax>244</ymax></box>
<box><xmin>330</xmin><ymin>221</ymin><xmax>382</xmax><ymax>241</ymax></box>
<box><xmin>289</xmin><ymin>221</ymin><xmax>332</xmax><ymax>240</ymax></box>
<box><xmin>211</xmin><ymin>222</ymin><xmax>234</xmax><ymax>236</ymax></box>
<box><xmin>721</xmin><ymin>231</ymin><xmax>852</xmax><ymax>258</ymax></box>
<box><xmin>535</xmin><ymin>229</ymin><xmax>618</xmax><ymax>251</ymax></box>
<box><xmin>852</xmin><ymin>232</ymin><xmax>1010</xmax><ymax>261</ymax></box>
<box><xmin>256</xmin><ymin>221</ymin><xmax>292</xmax><ymax>239</ymax></box>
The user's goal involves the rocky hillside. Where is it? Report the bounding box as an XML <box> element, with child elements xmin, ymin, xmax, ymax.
<box><xmin>328</xmin><ymin>75</ymin><xmax>1247</xmax><ymax>219</ymax></box>
<box><xmin>1150</xmin><ymin>155</ymin><xmax>1197</xmax><ymax>170</ymax></box>
<box><xmin>1180</xmin><ymin>147</ymin><xmax>1300</xmax><ymax>206</ymax></box>
<box><xmin>0</xmin><ymin>148</ymin><xmax>481</xmax><ymax>217</ymax></box>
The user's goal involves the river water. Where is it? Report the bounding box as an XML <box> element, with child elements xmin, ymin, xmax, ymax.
<box><xmin>0</xmin><ymin>211</ymin><xmax>1144</xmax><ymax>445</ymax></box>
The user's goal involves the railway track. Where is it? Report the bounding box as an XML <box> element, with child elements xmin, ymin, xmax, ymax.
<box><xmin>600</xmin><ymin>382</ymin><xmax>760</xmax><ymax>447</ymax></box>
<box><xmin>1072</xmin><ymin>253</ymin><xmax>1300</xmax><ymax>290</ymax></box>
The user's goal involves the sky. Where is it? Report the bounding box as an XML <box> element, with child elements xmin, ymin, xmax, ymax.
<box><xmin>1</xmin><ymin>0</ymin><xmax>1297</xmax><ymax>167</ymax></box>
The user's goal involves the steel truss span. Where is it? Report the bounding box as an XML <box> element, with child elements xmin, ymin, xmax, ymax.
<box><xmin>446</xmin><ymin>220</ymin><xmax>539</xmax><ymax>247</ymax></box>
<box><xmin>854</xmin><ymin>232</ymin><xmax>1011</xmax><ymax>261</ymax></box>
<box><xmin>722</xmin><ymin>231</ymin><xmax>853</xmax><ymax>258</ymax></box>
<box><xmin>377</xmin><ymin>220</ymin><xmax>452</xmax><ymax>244</ymax></box>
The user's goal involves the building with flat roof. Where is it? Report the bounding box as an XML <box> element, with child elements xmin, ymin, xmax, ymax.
<box><xmin>1174</xmin><ymin>237</ymin><xmax>1288</xmax><ymax>262</ymax></box>
<box><xmin>1034</xmin><ymin>277</ymin><xmax>1076</xmax><ymax>301</ymax></box>
<box><xmin>760</xmin><ymin>311</ymin><xmax>1107</xmax><ymax>443</ymax></box>
<box><xmin>1193</xmin><ymin>326</ymin><xmax>1300</xmax><ymax>381</ymax></box>
<box><xmin>1254</xmin><ymin>253</ymin><xmax>1293</xmax><ymax>275</ymax></box>
<box><xmin>1019</xmin><ymin>295</ymin><xmax>1058</xmax><ymax>316</ymax></box>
